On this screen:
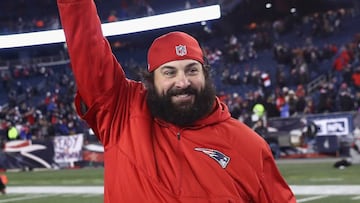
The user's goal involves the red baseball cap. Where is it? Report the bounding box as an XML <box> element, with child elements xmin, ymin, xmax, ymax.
<box><xmin>147</xmin><ymin>31</ymin><xmax>204</xmax><ymax>72</ymax></box>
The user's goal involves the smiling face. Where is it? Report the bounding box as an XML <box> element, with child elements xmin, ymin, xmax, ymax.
<box><xmin>154</xmin><ymin>59</ymin><xmax>205</xmax><ymax>108</ymax></box>
<box><xmin>146</xmin><ymin>59</ymin><xmax>216</xmax><ymax>126</ymax></box>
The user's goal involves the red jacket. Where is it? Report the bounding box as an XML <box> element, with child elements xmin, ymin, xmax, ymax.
<box><xmin>57</xmin><ymin>0</ymin><xmax>296</xmax><ymax>202</ymax></box>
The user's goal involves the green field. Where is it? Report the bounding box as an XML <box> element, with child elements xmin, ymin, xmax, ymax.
<box><xmin>6</xmin><ymin>168</ymin><xmax>104</xmax><ymax>186</ymax></box>
<box><xmin>0</xmin><ymin>161</ymin><xmax>359</xmax><ymax>202</ymax></box>
<box><xmin>278</xmin><ymin>161</ymin><xmax>360</xmax><ymax>185</ymax></box>
<box><xmin>0</xmin><ymin>194</ymin><xmax>103</xmax><ymax>203</ymax></box>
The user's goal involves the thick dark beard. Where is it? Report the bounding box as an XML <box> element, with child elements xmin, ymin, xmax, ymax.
<box><xmin>146</xmin><ymin>80</ymin><xmax>216</xmax><ymax>127</ymax></box>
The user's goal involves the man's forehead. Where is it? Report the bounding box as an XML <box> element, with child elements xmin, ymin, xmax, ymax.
<box><xmin>158</xmin><ymin>59</ymin><xmax>201</xmax><ymax>69</ymax></box>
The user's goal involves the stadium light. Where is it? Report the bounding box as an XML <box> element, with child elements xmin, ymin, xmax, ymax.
<box><xmin>0</xmin><ymin>5</ymin><xmax>221</xmax><ymax>49</ymax></box>
<box><xmin>265</xmin><ymin>3</ymin><xmax>272</xmax><ymax>9</ymax></box>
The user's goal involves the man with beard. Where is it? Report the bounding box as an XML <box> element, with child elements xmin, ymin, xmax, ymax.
<box><xmin>57</xmin><ymin>0</ymin><xmax>295</xmax><ymax>202</ymax></box>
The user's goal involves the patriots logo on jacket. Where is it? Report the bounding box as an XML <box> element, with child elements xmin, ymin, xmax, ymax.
<box><xmin>194</xmin><ymin>147</ymin><xmax>230</xmax><ymax>169</ymax></box>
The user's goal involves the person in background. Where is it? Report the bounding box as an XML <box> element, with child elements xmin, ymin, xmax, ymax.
<box><xmin>252</xmin><ymin>119</ymin><xmax>281</xmax><ymax>159</ymax></box>
<box><xmin>0</xmin><ymin>171</ymin><xmax>8</xmax><ymax>194</ymax></box>
<box><xmin>57</xmin><ymin>0</ymin><xmax>296</xmax><ymax>202</ymax></box>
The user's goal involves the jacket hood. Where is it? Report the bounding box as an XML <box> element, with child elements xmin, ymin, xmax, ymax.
<box><xmin>192</xmin><ymin>97</ymin><xmax>231</xmax><ymax>127</ymax></box>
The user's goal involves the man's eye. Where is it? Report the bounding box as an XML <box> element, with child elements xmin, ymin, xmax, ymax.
<box><xmin>188</xmin><ymin>68</ymin><xmax>199</xmax><ymax>74</ymax></box>
<box><xmin>163</xmin><ymin>70</ymin><xmax>175</xmax><ymax>76</ymax></box>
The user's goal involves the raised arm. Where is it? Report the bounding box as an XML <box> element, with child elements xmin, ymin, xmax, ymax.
<box><xmin>57</xmin><ymin>0</ymin><xmax>126</xmax><ymax>108</ymax></box>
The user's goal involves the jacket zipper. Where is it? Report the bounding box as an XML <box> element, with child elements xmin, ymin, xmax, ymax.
<box><xmin>176</xmin><ymin>130</ymin><xmax>182</xmax><ymax>195</ymax></box>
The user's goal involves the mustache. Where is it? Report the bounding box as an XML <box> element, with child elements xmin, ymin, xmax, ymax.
<box><xmin>167</xmin><ymin>86</ymin><xmax>197</xmax><ymax>96</ymax></box>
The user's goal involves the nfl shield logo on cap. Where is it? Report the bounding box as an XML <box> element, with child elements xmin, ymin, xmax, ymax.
<box><xmin>175</xmin><ymin>45</ymin><xmax>187</xmax><ymax>56</ymax></box>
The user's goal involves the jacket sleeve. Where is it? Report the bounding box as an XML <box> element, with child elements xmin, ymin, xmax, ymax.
<box><xmin>57</xmin><ymin>0</ymin><xmax>132</xmax><ymax>146</ymax></box>
<box><xmin>57</xmin><ymin>0</ymin><xmax>126</xmax><ymax>108</ymax></box>
<box><xmin>260</xmin><ymin>149</ymin><xmax>297</xmax><ymax>203</ymax></box>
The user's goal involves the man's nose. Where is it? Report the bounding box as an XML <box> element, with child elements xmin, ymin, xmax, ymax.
<box><xmin>175</xmin><ymin>73</ymin><xmax>191</xmax><ymax>88</ymax></box>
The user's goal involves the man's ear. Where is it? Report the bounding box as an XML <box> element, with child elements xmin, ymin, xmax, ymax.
<box><xmin>202</xmin><ymin>56</ymin><xmax>212</xmax><ymax>78</ymax></box>
<box><xmin>140</xmin><ymin>70</ymin><xmax>154</xmax><ymax>89</ymax></box>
